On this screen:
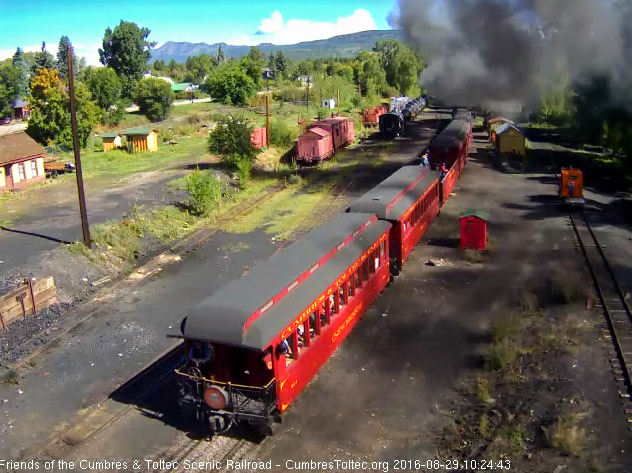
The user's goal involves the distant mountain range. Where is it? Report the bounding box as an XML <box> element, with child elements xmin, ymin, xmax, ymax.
<box><xmin>151</xmin><ymin>30</ymin><xmax>404</xmax><ymax>63</ymax></box>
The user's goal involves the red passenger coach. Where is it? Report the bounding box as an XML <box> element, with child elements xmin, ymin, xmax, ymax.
<box><xmin>175</xmin><ymin>213</ymin><xmax>391</xmax><ymax>433</ymax></box>
<box><xmin>428</xmin><ymin>119</ymin><xmax>471</xmax><ymax>169</ymax></box>
<box><xmin>347</xmin><ymin>166</ymin><xmax>440</xmax><ymax>273</ymax></box>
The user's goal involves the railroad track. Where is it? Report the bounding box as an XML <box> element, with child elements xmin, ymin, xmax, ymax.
<box><xmin>568</xmin><ymin>210</ymin><xmax>632</xmax><ymax>422</ymax></box>
<box><xmin>17</xmin><ymin>184</ymin><xmax>289</xmax><ymax>461</ymax></box>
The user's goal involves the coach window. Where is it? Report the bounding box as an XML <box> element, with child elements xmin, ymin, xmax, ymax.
<box><xmin>325</xmin><ymin>294</ymin><xmax>333</xmax><ymax>323</ymax></box>
<box><xmin>333</xmin><ymin>289</ymin><xmax>340</xmax><ymax>315</ymax></box>
<box><xmin>342</xmin><ymin>280</ymin><xmax>349</xmax><ymax>305</ymax></box>
<box><xmin>355</xmin><ymin>269</ymin><xmax>362</xmax><ymax>289</ymax></box>
<box><xmin>363</xmin><ymin>259</ymin><xmax>370</xmax><ymax>282</ymax></box>
<box><xmin>309</xmin><ymin>311</ymin><xmax>320</xmax><ymax>337</ymax></box>
<box><xmin>279</xmin><ymin>332</ymin><xmax>298</xmax><ymax>363</ymax></box>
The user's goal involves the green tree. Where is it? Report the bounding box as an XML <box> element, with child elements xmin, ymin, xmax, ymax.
<box><xmin>240</xmin><ymin>47</ymin><xmax>265</xmax><ymax>87</ymax></box>
<box><xmin>133</xmin><ymin>77</ymin><xmax>174</xmax><ymax>121</ymax></box>
<box><xmin>202</xmin><ymin>61</ymin><xmax>256</xmax><ymax>105</ymax></box>
<box><xmin>185</xmin><ymin>54</ymin><xmax>214</xmax><ymax>84</ymax></box>
<box><xmin>99</xmin><ymin>20</ymin><xmax>155</xmax><ymax>96</ymax></box>
<box><xmin>356</xmin><ymin>50</ymin><xmax>386</xmax><ymax>97</ymax></box>
<box><xmin>152</xmin><ymin>59</ymin><xmax>167</xmax><ymax>74</ymax></box>
<box><xmin>373</xmin><ymin>40</ymin><xmax>423</xmax><ymax>95</ymax></box>
<box><xmin>32</xmin><ymin>42</ymin><xmax>55</xmax><ymax>75</ymax></box>
<box><xmin>215</xmin><ymin>45</ymin><xmax>226</xmax><ymax>67</ymax></box>
<box><xmin>12</xmin><ymin>48</ymin><xmax>29</xmax><ymax>99</ymax></box>
<box><xmin>0</xmin><ymin>61</ymin><xmax>19</xmax><ymax>116</ymax></box>
<box><xmin>84</xmin><ymin>66</ymin><xmax>124</xmax><ymax>124</ymax></box>
<box><xmin>275</xmin><ymin>51</ymin><xmax>288</xmax><ymax>79</ymax></box>
<box><xmin>56</xmin><ymin>35</ymin><xmax>79</xmax><ymax>81</ymax></box>
<box><xmin>267</xmin><ymin>52</ymin><xmax>277</xmax><ymax>79</ymax></box>
<box><xmin>26</xmin><ymin>68</ymin><xmax>99</xmax><ymax>148</ymax></box>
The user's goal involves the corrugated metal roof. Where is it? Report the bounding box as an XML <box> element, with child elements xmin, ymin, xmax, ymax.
<box><xmin>495</xmin><ymin>123</ymin><xmax>523</xmax><ymax>136</ymax></box>
<box><xmin>0</xmin><ymin>131</ymin><xmax>45</xmax><ymax>166</ymax></box>
<box><xmin>488</xmin><ymin>117</ymin><xmax>514</xmax><ymax>125</ymax></box>
<box><xmin>347</xmin><ymin>166</ymin><xmax>439</xmax><ymax>220</ymax></box>
<box><xmin>100</xmin><ymin>131</ymin><xmax>121</xmax><ymax>138</ymax></box>
<box><xmin>181</xmin><ymin>213</ymin><xmax>381</xmax><ymax>349</ymax></box>
<box><xmin>123</xmin><ymin>127</ymin><xmax>158</xmax><ymax>136</ymax></box>
<box><xmin>459</xmin><ymin>209</ymin><xmax>490</xmax><ymax>221</ymax></box>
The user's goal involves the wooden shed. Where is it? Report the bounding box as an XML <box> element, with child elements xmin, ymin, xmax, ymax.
<box><xmin>123</xmin><ymin>127</ymin><xmax>159</xmax><ymax>153</ymax></box>
<box><xmin>101</xmin><ymin>131</ymin><xmax>122</xmax><ymax>152</ymax></box>
<box><xmin>495</xmin><ymin>123</ymin><xmax>525</xmax><ymax>157</ymax></box>
<box><xmin>487</xmin><ymin>117</ymin><xmax>515</xmax><ymax>142</ymax></box>
<box><xmin>0</xmin><ymin>131</ymin><xmax>46</xmax><ymax>193</ymax></box>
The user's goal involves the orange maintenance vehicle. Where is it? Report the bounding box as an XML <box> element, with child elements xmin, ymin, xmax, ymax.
<box><xmin>558</xmin><ymin>167</ymin><xmax>585</xmax><ymax>206</ymax></box>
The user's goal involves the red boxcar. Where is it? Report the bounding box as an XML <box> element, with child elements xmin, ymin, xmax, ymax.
<box><xmin>296</xmin><ymin>127</ymin><xmax>333</xmax><ymax>163</ymax></box>
<box><xmin>309</xmin><ymin>117</ymin><xmax>352</xmax><ymax>152</ymax></box>
<box><xmin>347</xmin><ymin>166</ymin><xmax>441</xmax><ymax>273</ymax></box>
<box><xmin>428</xmin><ymin>119</ymin><xmax>471</xmax><ymax>169</ymax></box>
<box><xmin>250</xmin><ymin>127</ymin><xmax>267</xmax><ymax>149</ymax></box>
<box><xmin>176</xmin><ymin>213</ymin><xmax>391</xmax><ymax>433</ymax></box>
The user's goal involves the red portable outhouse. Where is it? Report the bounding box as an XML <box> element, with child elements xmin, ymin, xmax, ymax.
<box><xmin>459</xmin><ymin>210</ymin><xmax>489</xmax><ymax>250</ymax></box>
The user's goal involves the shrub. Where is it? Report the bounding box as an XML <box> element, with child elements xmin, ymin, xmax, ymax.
<box><xmin>185</xmin><ymin>169</ymin><xmax>225</xmax><ymax>216</ymax></box>
<box><xmin>234</xmin><ymin>155</ymin><xmax>252</xmax><ymax>188</ymax></box>
<box><xmin>208</xmin><ymin>115</ymin><xmax>258</xmax><ymax>167</ymax></box>
<box><xmin>269</xmin><ymin>119</ymin><xmax>298</xmax><ymax>148</ymax></box>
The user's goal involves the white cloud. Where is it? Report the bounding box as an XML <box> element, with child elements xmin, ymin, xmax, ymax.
<box><xmin>257</xmin><ymin>10</ymin><xmax>284</xmax><ymax>34</ymax></box>
<box><xmin>229</xmin><ymin>9</ymin><xmax>378</xmax><ymax>46</ymax></box>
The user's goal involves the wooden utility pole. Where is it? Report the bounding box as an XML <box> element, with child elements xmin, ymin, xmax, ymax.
<box><xmin>306</xmin><ymin>77</ymin><xmax>310</xmax><ymax>112</ymax></box>
<box><xmin>67</xmin><ymin>44</ymin><xmax>91</xmax><ymax>248</ymax></box>
<box><xmin>337</xmin><ymin>89</ymin><xmax>341</xmax><ymax>116</ymax></box>
<box><xmin>265</xmin><ymin>94</ymin><xmax>270</xmax><ymax>148</ymax></box>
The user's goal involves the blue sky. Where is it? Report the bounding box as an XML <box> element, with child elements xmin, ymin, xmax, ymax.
<box><xmin>0</xmin><ymin>0</ymin><xmax>396</xmax><ymax>65</ymax></box>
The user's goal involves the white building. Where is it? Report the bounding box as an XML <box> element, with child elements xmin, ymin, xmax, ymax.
<box><xmin>322</xmin><ymin>98</ymin><xmax>336</xmax><ymax>110</ymax></box>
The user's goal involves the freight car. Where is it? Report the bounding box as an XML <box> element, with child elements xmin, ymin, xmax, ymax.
<box><xmin>296</xmin><ymin>116</ymin><xmax>354</xmax><ymax>163</ymax></box>
<box><xmin>379</xmin><ymin>112</ymin><xmax>405</xmax><ymax>138</ymax></box>
<box><xmin>173</xmin><ymin>117</ymin><xmax>472</xmax><ymax>435</ymax></box>
<box><xmin>363</xmin><ymin>105</ymin><xmax>388</xmax><ymax>127</ymax></box>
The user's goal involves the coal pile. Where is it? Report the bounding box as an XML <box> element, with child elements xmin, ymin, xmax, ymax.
<box><xmin>0</xmin><ymin>301</ymin><xmax>74</xmax><ymax>365</ymax></box>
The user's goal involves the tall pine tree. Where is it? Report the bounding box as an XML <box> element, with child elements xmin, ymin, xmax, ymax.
<box><xmin>56</xmin><ymin>36</ymin><xmax>78</xmax><ymax>81</ymax></box>
<box><xmin>12</xmin><ymin>48</ymin><xmax>29</xmax><ymax>99</ymax></box>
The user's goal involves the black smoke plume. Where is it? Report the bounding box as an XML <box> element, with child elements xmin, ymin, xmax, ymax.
<box><xmin>391</xmin><ymin>0</ymin><xmax>631</xmax><ymax>112</ymax></box>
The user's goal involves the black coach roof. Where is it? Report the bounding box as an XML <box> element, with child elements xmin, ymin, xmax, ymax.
<box><xmin>430</xmin><ymin>119</ymin><xmax>470</xmax><ymax>148</ymax></box>
<box><xmin>181</xmin><ymin>213</ymin><xmax>380</xmax><ymax>348</ymax></box>
<box><xmin>245</xmin><ymin>220</ymin><xmax>391</xmax><ymax>349</ymax></box>
<box><xmin>346</xmin><ymin>166</ymin><xmax>440</xmax><ymax>221</ymax></box>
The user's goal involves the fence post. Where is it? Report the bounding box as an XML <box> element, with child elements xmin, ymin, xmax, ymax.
<box><xmin>27</xmin><ymin>278</ymin><xmax>37</xmax><ymax>315</ymax></box>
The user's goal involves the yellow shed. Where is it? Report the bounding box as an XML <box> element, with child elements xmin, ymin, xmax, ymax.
<box><xmin>101</xmin><ymin>132</ymin><xmax>122</xmax><ymax>152</ymax></box>
<box><xmin>495</xmin><ymin>123</ymin><xmax>525</xmax><ymax>157</ymax></box>
<box><xmin>124</xmin><ymin>127</ymin><xmax>159</xmax><ymax>153</ymax></box>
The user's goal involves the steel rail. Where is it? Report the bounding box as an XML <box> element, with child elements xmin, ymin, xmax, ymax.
<box><xmin>570</xmin><ymin>211</ymin><xmax>632</xmax><ymax>397</ymax></box>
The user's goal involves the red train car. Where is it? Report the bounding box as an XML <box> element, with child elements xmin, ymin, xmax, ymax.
<box><xmin>309</xmin><ymin>117</ymin><xmax>353</xmax><ymax>151</ymax></box>
<box><xmin>347</xmin><ymin>166</ymin><xmax>441</xmax><ymax>273</ymax></box>
<box><xmin>297</xmin><ymin>117</ymin><xmax>354</xmax><ymax>163</ymax></box>
<box><xmin>363</xmin><ymin>105</ymin><xmax>387</xmax><ymax>126</ymax></box>
<box><xmin>428</xmin><ymin>119</ymin><xmax>471</xmax><ymax>169</ymax></box>
<box><xmin>296</xmin><ymin>127</ymin><xmax>333</xmax><ymax>163</ymax></box>
<box><xmin>176</xmin><ymin>213</ymin><xmax>391</xmax><ymax>433</ymax></box>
